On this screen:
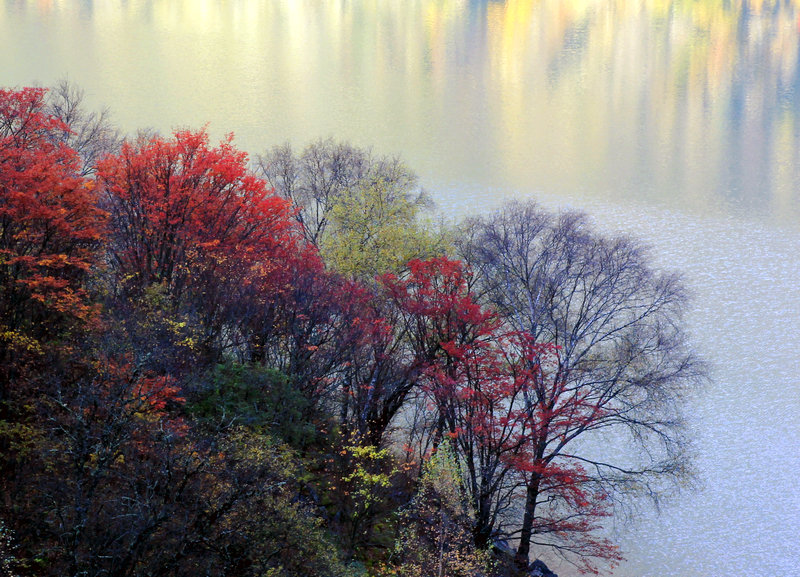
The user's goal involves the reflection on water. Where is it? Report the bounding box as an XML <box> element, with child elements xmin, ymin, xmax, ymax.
<box><xmin>2</xmin><ymin>1</ymin><xmax>800</xmax><ymax>576</ymax></box>
<box><xmin>3</xmin><ymin>0</ymin><xmax>800</xmax><ymax>225</ymax></box>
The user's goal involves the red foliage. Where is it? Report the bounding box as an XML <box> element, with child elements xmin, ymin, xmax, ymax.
<box><xmin>383</xmin><ymin>257</ymin><xmax>494</xmax><ymax>333</ymax></box>
<box><xmin>90</xmin><ymin>354</ymin><xmax>187</xmax><ymax>439</ymax></box>
<box><xmin>97</xmin><ymin>128</ymin><xmax>306</xmax><ymax>361</ymax></box>
<box><xmin>0</xmin><ymin>87</ymin><xmax>106</xmax><ymax>336</ymax></box>
<box><xmin>246</xmin><ymin>243</ymin><xmax>383</xmax><ymax>406</ymax></box>
<box><xmin>384</xmin><ymin>257</ymin><xmax>620</xmax><ymax>571</ymax></box>
<box><xmin>98</xmin><ymin>128</ymin><xmax>298</xmax><ymax>299</ymax></box>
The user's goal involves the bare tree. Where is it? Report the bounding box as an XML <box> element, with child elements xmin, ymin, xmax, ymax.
<box><xmin>46</xmin><ymin>79</ymin><xmax>120</xmax><ymax>175</ymax></box>
<box><xmin>256</xmin><ymin>138</ymin><xmax>420</xmax><ymax>247</ymax></box>
<box><xmin>457</xmin><ymin>200</ymin><xmax>706</xmax><ymax>572</ymax></box>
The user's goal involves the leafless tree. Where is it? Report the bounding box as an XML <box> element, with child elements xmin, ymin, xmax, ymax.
<box><xmin>457</xmin><ymin>200</ymin><xmax>707</xmax><ymax>571</ymax></box>
<box><xmin>256</xmin><ymin>138</ymin><xmax>421</xmax><ymax>246</ymax></box>
<box><xmin>47</xmin><ymin>79</ymin><xmax>120</xmax><ymax>176</ymax></box>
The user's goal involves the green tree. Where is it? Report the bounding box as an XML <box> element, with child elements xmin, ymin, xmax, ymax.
<box><xmin>203</xmin><ymin>429</ymin><xmax>358</xmax><ymax>577</ymax></box>
<box><xmin>187</xmin><ymin>362</ymin><xmax>314</xmax><ymax>447</ymax></box>
<box><xmin>321</xmin><ymin>177</ymin><xmax>447</xmax><ymax>279</ymax></box>
<box><xmin>325</xmin><ymin>440</ymin><xmax>400</xmax><ymax>558</ymax></box>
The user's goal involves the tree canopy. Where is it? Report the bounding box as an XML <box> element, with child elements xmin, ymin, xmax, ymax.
<box><xmin>0</xmin><ymin>85</ymin><xmax>704</xmax><ymax>577</ymax></box>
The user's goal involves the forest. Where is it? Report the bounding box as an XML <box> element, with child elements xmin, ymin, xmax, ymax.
<box><xmin>0</xmin><ymin>85</ymin><xmax>704</xmax><ymax>577</ymax></box>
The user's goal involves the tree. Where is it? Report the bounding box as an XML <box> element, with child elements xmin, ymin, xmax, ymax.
<box><xmin>5</xmin><ymin>325</ymin><xmax>353</xmax><ymax>577</ymax></box>
<box><xmin>334</xmin><ymin>298</ymin><xmax>415</xmax><ymax>448</ymax></box>
<box><xmin>181</xmin><ymin>428</ymin><xmax>356</xmax><ymax>577</ymax></box>
<box><xmin>257</xmin><ymin>139</ymin><xmax>416</xmax><ymax>247</ymax></box>
<box><xmin>457</xmin><ymin>200</ymin><xmax>705</xmax><ymax>572</ymax></box>
<box><xmin>495</xmin><ymin>335</ymin><xmax>623</xmax><ymax>574</ymax></box>
<box><xmin>0</xmin><ymin>86</ymin><xmax>106</xmax><ymax>394</ymax></box>
<box><xmin>321</xmin><ymin>176</ymin><xmax>444</xmax><ymax>280</ymax></box>
<box><xmin>46</xmin><ymin>79</ymin><xmax>121</xmax><ymax>176</ymax></box>
<box><xmin>392</xmin><ymin>440</ymin><xmax>491</xmax><ymax>577</ymax></box>
<box><xmin>98</xmin><ymin>128</ymin><xmax>298</xmax><ymax>359</ymax></box>
<box><xmin>384</xmin><ymin>258</ymin><xmax>550</xmax><ymax>554</ymax></box>
<box><xmin>187</xmin><ymin>362</ymin><xmax>314</xmax><ymax>447</ymax></box>
<box><xmin>330</xmin><ymin>257</ymin><xmax>482</xmax><ymax>453</ymax></box>
<box><xmin>241</xmin><ymin>244</ymin><xmax>384</xmax><ymax>418</ymax></box>
<box><xmin>257</xmin><ymin>138</ymin><xmax>448</xmax><ymax>279</ymax></box>
<box><xmin>4</xmin><ymin>347</ymin><xmax>190</xmax><ymax>576</ymax></box>
<box><xmin>381</xmin><ymin>257</ymin><xmax>498</xmax><ymax>448</ymax></box>
<box><xmin>330</xmin><ymin>441</ymin><xmax>399</xmax><ymax>556</ymax></box>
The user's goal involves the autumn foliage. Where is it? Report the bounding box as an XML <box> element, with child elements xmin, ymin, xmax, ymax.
<box><xmin>99</xmin><ymin>129</ymin><xmax>296</xmax><ymax>294</ymax></box>
<box><xmin>0</xmin><ymin>88</ymin><xmax>105</xmax><ymax>379</ymax></box>
<box><xmin>1</xmin><ymin>86</ymin><xmax>700</xmax><ymax>577</ymax></box>
<box><xmin>382</xmin><ymin>258</ymin><xmax>620</xmax><ymax>570</ymax></box>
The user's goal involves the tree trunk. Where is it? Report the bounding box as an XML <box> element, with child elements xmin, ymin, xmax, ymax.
<box><xmin>515</xmin><ymin>473</ymin><xmax>541</xmax><ymax>569</ymax></box>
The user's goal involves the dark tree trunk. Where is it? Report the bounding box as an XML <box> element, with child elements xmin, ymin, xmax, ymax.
<box><xmin>515</xmin><ymin>473</ymin><xmax>541</xmax><ymax>569</ymax></box>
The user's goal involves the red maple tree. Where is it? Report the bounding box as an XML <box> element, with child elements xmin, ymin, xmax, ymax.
<box><xmin>98</xmin><ymin>128</ymin><xmax>300</xmax><ymax>355</ymax></box>
<box><xmin>0</xmin><ymin>87</ymin><xmax>106</xmax><ymax>392</ymax></box>
<box><xmin>385</xmin><ymin>257</ymin><xmax>621</xmax><ymax>573</ymax></box>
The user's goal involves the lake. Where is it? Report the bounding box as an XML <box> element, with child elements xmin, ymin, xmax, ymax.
<box><xmin>2</xmin><ymin>1</ymin><xmax>799</xmax><ymax>575</ymax></box>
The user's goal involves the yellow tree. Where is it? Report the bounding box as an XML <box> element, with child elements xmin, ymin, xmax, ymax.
<box><xmin>321</xmin><ymin>177</ymin><xmax>448</xmax><ymax>280</ymax></box>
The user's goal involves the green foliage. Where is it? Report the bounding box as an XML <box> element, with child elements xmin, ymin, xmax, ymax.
<box><xmin>416</xmin><ymin>440</ymin><xmax>465</xmax><ymax>516</ymax></box>
<box><xmin>341</xmin><ymin>443</ymin><xmax>398</xmax><ymax>519</ymax></box>
<box><xmin>318</xmin><ymin>438</ymin><xmax>404</xmax><ymax>564</ymax></box>
<box><xmin>212</xmin><ymin>429</ymin><xmax>358</xmax><ymax>577</ymax></box>
<box><xmin>321</xmin><ymin>177</ymin><xmax>449</xmax><ymax>279</ymax></box>
<box><xmin>188</xmin><ymin>362</ymin><xmax>315</xmax><ymax>447</ymax></box>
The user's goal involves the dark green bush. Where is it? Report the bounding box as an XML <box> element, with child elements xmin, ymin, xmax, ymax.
<box><xmin>188</xmin><ymin>362</ymin><xmax>315</xmax><ymax>447</ymax></box>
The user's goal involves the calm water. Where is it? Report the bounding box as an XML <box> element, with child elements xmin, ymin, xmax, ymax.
<box><xmin>2</xmin><ymin>1</ymin><xmax>799</xmax><ymax>575</ymax></box>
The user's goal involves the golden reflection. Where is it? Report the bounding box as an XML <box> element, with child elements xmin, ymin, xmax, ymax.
<box><xmin>4</xmin><ymin>0</ymin><xmax>800</xmax><ymax>223</ymax></box>
<box><xmin>462</xmin><ymin>0</ymin><xmax>800</xmax><ymax>218</ymax></box>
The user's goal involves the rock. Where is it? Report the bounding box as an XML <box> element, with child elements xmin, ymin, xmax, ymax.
<box><xmin>529</xmin><ymin>559</ymin><xmax>558</xmax><ymax>577</ymax></box>
<box><xmin>492</xmin><ymin>538</ymin><xmax>515</xmax><ymax>558</ymax></box>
